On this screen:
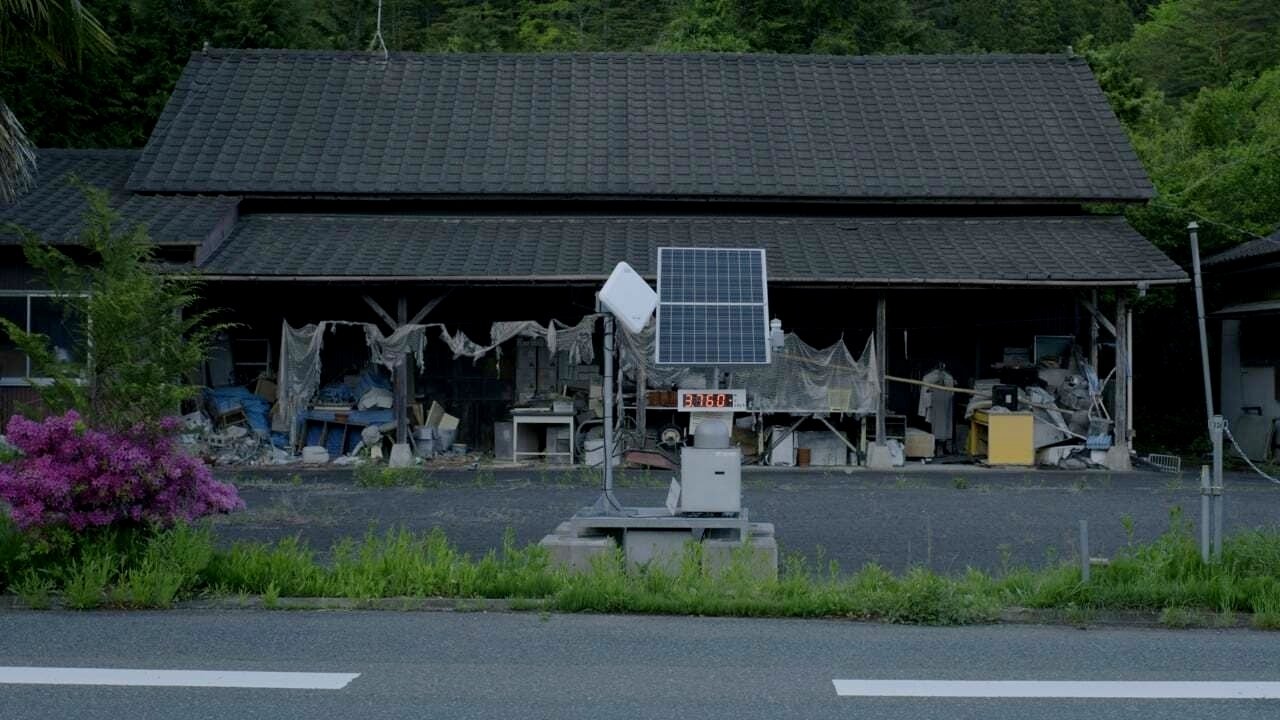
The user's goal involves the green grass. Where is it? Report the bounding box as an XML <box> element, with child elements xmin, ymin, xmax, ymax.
<box><xmin>4</xmin><ymin>511</ymin><xmax>1280</xmax><ymax>626</ymax></box>
<box><xmin>353</xmin><ymin>464</ymin><xmax>432</xmax><ymax>488</ymax></box>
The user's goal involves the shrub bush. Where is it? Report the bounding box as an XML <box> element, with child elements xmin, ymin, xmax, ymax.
<box><xmin>0</xmin><ymin>410</ymin><xmax>242</xmax><ymax>532</ymax></box>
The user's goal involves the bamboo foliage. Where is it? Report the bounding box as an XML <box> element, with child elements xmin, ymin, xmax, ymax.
<box><xmin>0</xmin><ymin>0</ymin><xmax>114</xmax><ymax>202</ymax></box>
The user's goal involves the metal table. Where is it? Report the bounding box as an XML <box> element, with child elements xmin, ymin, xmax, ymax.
<box><xmin>511</xmin><ymin>410</ymin><xmax>576</xmax><ymax>464</ymax></box>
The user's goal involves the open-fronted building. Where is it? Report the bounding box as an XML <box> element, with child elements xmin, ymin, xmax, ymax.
<box><xmin>2</xmin><ymin>50</ymin><xmax>1186</xmax><ymax>469</ymax></box>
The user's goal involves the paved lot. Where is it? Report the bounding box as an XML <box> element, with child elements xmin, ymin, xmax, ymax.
<box><xmin>3</xmin><ymin>610</ymin><xmax>1279</xmax><ymax>720</ymax></box>
<box><xmin>211</xmin><ymin>466</ymin><xmax>1280</xmax><ymax>574</ymax></box>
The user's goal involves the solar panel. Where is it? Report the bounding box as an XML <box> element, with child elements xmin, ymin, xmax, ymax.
<box><xmin>655</xmin><ymin>247</ymin><xmax>770</xmax><ymax>365</ymax></box>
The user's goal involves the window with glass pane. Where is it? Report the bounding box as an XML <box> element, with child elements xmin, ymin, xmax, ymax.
<box><xmin>0</xmin><ymin>296</ymin><xmax>27</xmax><ymax>379</ymax></box>
<box><xmin>29</xmin><ymin>297</ymin><xmax>84</xmax><ymax>369</ymax></box>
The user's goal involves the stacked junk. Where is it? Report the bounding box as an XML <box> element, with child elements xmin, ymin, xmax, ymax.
<box><xmin>179</xmin><ymin>318</ymin><xmax>594</xmax><ymax>467</ymax></box>
<box><xmin>181</xmin><ymin>319</ymin><xmax>1125</xmax><ymax>471</ymax></box>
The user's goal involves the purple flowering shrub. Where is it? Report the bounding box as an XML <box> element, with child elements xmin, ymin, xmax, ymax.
<box><xmin>0</xmin><ymin>411</ymin><xmax>242</xmax><ymax>532</ymax></box>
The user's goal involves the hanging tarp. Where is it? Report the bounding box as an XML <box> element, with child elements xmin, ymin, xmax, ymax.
<box><xmin>616</xmin><ymin>325</ymin><xmax>879</xmax><ymax>416</ymax></box>
<box><xmin>736</xmin><ymin>334</ymin><xmax>879</xmax><ymax>415</ymax></box>
<box><xmin>277</xmin><ymin>315</ymin><xmax>600</xmax><ymax>444</ymax></box>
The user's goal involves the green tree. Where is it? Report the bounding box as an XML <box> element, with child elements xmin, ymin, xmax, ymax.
<box><xmin>0</xmin><ymin>187</ymin><xmax>226</xmax><ymax>431</ymax></box>
<box><xmin>657</xmin><ymin>0</ymin><xmax>750</xmax><ymax>52</ymax></box>
<box><xmin>1120</xmin><ymin>0</ymin><xmax>1280</xmax><ymax>99</ymax></box>
<box><xmin>1</xmin><ymin>0</ymin><xmax>113</xmax><ymax>201</ymax></box>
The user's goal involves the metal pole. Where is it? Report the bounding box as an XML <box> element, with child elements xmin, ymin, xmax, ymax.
<box><xmin>1079</xmin><ymin>519</ymin><xmax>1090</xmax><ymax>583</ymax></box>
<box><xmin>590</xmin><ymin>309</ymin><xmax>623</xmax><ymax>515</ymax></box>
<box><xmin>1189</xmin><ymin>222</ymin><xmax>1215</xmax><ymax>426</ymax></box>
<box><xmin>1211</xmin><ymin>415</ymin><xmax>1224</xmax><ymax>560</ymax></box>
<box><xmin>1200</xmin><ymin>465</ymin><xmax>1211</xmax><ymax>563</ymax></box>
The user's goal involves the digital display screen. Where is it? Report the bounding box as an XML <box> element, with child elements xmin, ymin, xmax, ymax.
<box><xmin>681</xmin><ymin>392</ymin><xmax>735</xmax><ymax>409</ymax></box>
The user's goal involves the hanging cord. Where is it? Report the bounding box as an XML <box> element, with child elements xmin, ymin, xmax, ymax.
<box><xmin>368</xmin><ymin>0</ymin><xmax>388</xmax><ymax>60</ymax></box>
<box><xmin>1222</xmin><ymin>421</ymin><xmax>1280</xmax><ymax>485</ymax></box>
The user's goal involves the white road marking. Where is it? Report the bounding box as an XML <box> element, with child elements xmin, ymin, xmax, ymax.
<box><xmin>0</xmin><ymin>666</ymin><xmax>359</xmax><ymax>690</ymax></box>
<box><xmin>832</xmin><ymin>680</ymin><xmax>1280</xmax><ymax>699</ymax></box>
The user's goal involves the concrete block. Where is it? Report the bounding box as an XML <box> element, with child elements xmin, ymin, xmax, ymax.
<box><xmin>539</xmin><ymin>534</ymin><xmax>616</xmax><ymax>573</ymax></box>
<box><xmin>388</xmin><ymin>443</ymin><xmax>413</xmax><ymax>468</ymax></box>
<box><xmin>702</xmin><ymin>534</ymin><xmax>778</xmax><ymax>582</ymax></box>
<box><xmin>624</xmin><ymin>529</ymin><xmax>695</xmax><ymax>573</ymax></box>
<box><xmin>866</xmin><ymin>443</ymin><xmax>895</xmax><ymax>469</ymax></box>
<box><xmin>1103</xmin><ymin>443</ymin><xmax>1132</xmax><ymax>471</ymax></box>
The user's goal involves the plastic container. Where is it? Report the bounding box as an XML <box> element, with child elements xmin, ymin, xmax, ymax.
<box><xmin>437</xmin><ymin>428</ymin><xmax>457</xmax><ymax>452</ymax></box>
<box><xmin>301</xmin><ymin>446</ymin><xmax>330</xmax><ymax>464</ymax></box>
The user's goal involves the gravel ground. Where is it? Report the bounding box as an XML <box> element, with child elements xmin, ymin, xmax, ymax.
<box><xmin>210</xmin><ymin>465</ymin><xmax>1280</xmax><ymax>574</ymax></box>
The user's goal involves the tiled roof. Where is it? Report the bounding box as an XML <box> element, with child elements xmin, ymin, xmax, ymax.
<box><xmin>1202</xmin><ymin>230</ymin><xmax>1280</xmax><ymax>267</ymax></box>
<box><xmin>1</xmin><ymin>149</ymin><xmax>237</xmax><ymax>246</ymax></box>
<box><xmin>198</xmin><ymin>214</ymin><xmax>1186</xmax><ymax>286</ymax></box>
<box><xmin>130</xmin><ymin>51</ymin><xmax>1153</xmax><ymax>202</ymax></box>
<box><xmin>2</xmin><ymin>149</ymin><xmax>134</xmax><ymax>243</ymax></box>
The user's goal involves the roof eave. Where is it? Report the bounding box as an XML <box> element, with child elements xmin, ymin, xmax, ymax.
<box><xmin>191</xmin><ymin>273</ymin><xmax>1189</xmax><ymax>287</ymax></box>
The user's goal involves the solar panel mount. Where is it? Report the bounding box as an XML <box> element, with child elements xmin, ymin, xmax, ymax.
<box><xmin>655</xmin><ymin>247</ymin><xmax>770</xmax><ymax>366</ymax></box>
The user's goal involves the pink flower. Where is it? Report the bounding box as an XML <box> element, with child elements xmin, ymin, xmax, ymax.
<box><xmin>0</xmin><ymin>412</ymin><xmax>242</xmax><ymax>531</ymax></box>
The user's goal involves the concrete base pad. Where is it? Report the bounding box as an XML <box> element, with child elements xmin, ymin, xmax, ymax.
<box><xmin>538</xmin><ymin>534</ymin><xmax>616</xmax><ymax>573</ymax></box>
<box><xmin>703</xmin><ymin>526</ymin><xmax>778</xmax><ymax>581</ymax></box>
<box><xmin>540</xmin><ymin>515</ymin><xmax>778</xmax><ymax>581</ymax></box>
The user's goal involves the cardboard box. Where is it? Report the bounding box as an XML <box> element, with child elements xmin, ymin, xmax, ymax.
<box><xmin>904</xmin><ymin>428</ymin><xmax>935</xmax><ymax>458</ymax></box>
<box><xmin>254</xmin><ymin>377</ymin><xmax>278</xmax><ymax>402</ymax></box>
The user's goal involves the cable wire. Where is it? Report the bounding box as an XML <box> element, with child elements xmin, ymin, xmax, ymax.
<box><xmin>1223</xmin><ymin>421</ymin><xmax>1280</xmax><ymax>485</ymax></box>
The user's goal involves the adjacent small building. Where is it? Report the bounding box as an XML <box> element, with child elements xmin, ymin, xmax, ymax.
<box><xmin>1202</xmin><ymin>229</ymin><xmax>1280</xmax><ymax>460</ymax></box>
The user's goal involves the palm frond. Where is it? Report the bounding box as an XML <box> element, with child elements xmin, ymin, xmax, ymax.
<box><xmin>0</xmin><ymin>97</ymin><xmax>37</xmax><ymax>203</ymax></box>
<box><xmin>0</xmin><ymin>0</ymin><xmax>115</xmax><ymax>67</ymax></box>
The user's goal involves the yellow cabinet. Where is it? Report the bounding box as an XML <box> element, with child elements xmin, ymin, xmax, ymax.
<box><xmin>968</xmin><ymin>410</ymin><xmax>1034</xmax><ymax>466</ymax></box>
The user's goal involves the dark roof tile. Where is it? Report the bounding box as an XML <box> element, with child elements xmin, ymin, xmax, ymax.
<box><xmin>1202</xmin><ymin>229</ymin><xmax>1280</xmax><ymax>267</ymax></box>
<box><xmin>198</xmin><ymin>214</ymin><xmax>1185</xmax><ymax>285</ymax></box>
<box><xmin>2</xmin><ymin>150</ymin><xmax>239</xmax><ymax>246</ymax></box>
<box><xmin>130</xmin><ymin>51</ymin><xmax>1153</xmax><ymax>201</ymax></box>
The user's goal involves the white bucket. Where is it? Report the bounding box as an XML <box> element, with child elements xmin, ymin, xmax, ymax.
<box><xmin>437</xmin><ymin>428</ymin><xmax>457</xmax><ymax>452</ymax></box>
<box><xmin>583</xmin><ymin>438</ymin><xmax>618</xmax><ymax>467</ymax></box>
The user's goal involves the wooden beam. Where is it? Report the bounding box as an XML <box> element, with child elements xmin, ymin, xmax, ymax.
<box><xmin>1114</xmin><ymin>295</ymin><xmax>1128</xmax><ymax>447</ymax></box>
<box><xmin>1079</xmin><ymin>295</ymin><xmax>1117</xmax><ymax>338</ymax></box>
<box><xmin>395</xmin><ymin>296</ymin><xmax>409</xmax><ymax>444</ymax></box>
<box><xmin>875</xmin><ymin>293</ymin><xmax>887</xmax><ymax>446</ymax></box>
<box><xmin>362</xmin><ymin>295</ymin><xmax>397</xmax><ymax>331</ymax></box>
<box><xmin>408</xmin><ymin>293</ymin><xmax>448</xmax><ymax>326</ymax></box>
<box><xmin>1089</xmin><ymin>289</ymin><xmax>1099</xmax><ymax>369</ymax></box>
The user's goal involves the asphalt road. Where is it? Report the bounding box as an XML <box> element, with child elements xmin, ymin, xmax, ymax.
<box><xmin>213</xmin><ymin>467</ymin><xmax>1280</xmax><ymax>573</ymax></box>
<box><xmin>2</xmin><ymin>610</ymin><xmax>1278</xmax><ymax>719</ymax></box>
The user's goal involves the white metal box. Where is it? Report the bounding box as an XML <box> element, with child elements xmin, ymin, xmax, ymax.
<box><xmin>679</xmin><ymin>447</ymin><xmax>742</xmax><ymax>513</ymax></box>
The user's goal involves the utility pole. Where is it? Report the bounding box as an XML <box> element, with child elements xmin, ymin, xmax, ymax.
<box><xmin>1189</xmin><ymin>221</ymin><xmax>1224</xmax><ymax>560</ymax></box>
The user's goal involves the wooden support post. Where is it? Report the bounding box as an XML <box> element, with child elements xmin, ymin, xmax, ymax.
<box><xmin>408</xmin><ymin>294</ymin><xmax>447</xmax><ymax>326</ymax></box>
<box><xmin>395</xmin><ymin>296</ymin><xmax>409</xmax><ymax>444</ymax></box>
<box><xmin>362</xmin><ymin>295</ymin><xmax>398</xmax><ymax>331</ymax></box>
<box><xmin>635</xmin><ymin>364</ymin><xmax>646</xmax><ymax>442</ymax></box>
<box><xmin>1126</xmin><ymin>305</ymin><xmax>1134</xmax><ymax>444</ymax></box>
<box><xmin>1114</xmin><ymin>295</ymin><xmax>1128</xmax><ymax>448</ymax></box>
<box><xmin>1089</xmin><ymin>289</ymin><xmax>1099</xmax><ymax>370</ymax></box>
<box><xmin>875</xmin><ymin>293</ymin><xmax>887</xmax><ymax>446</ymax></box>
<box><xmin>1079</xmin><ymin>295</ymin><xmax>1117</xmax><ymax>337</ymax></box>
